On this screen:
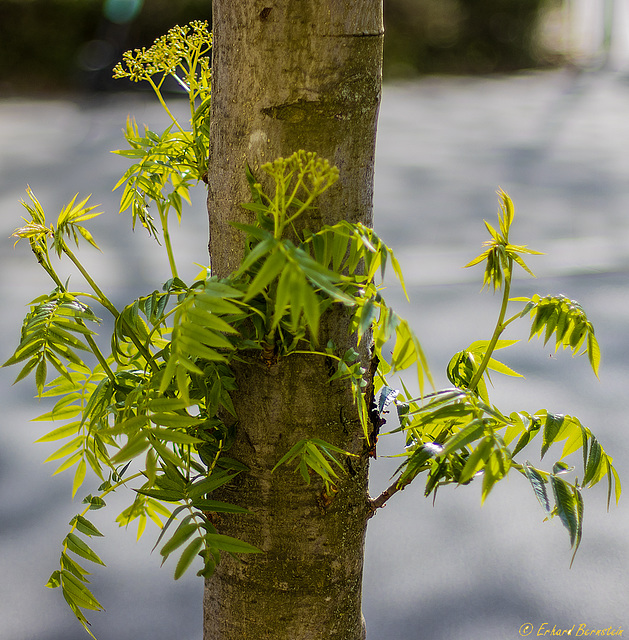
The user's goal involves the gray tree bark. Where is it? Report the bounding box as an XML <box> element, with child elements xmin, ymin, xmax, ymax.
<box><xmin>204</xmin><ymin>2</ymin><xmax>384</xmax><ymax>639</ymax></box>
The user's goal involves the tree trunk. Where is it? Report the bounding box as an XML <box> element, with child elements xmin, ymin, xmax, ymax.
<box><xmin>204</xmin><ymin>2</ymin><xmax>383</xmax><ymax>639</ymax></box>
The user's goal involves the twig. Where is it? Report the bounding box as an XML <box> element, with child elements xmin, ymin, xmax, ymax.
<box><xmin>368</xmin><ymin>478</ymin><xmax>408</xmax><ymax>516</ymax></box>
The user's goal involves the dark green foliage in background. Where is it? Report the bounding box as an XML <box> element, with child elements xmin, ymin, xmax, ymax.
<box><xmin>384</xmin><ymin>0</ymin><xmax>554</xmax><ymax>77</ymax></box>
<box><xmin>0</xmin><ymin>0</ymin><xmax>210</xmax><ymax>94</ymax></box>
<box><xmin>0</xmin><ymin>0</ymin><xmax>556</xmax><ymax>94</ymax></box>
<box><xmin>0</xmin><ymin>0</ymin><xmax>101</xmax><ymax>93</ymax></box>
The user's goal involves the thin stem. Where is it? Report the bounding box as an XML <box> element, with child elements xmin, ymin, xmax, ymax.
<box><xmin>158</xmin><ymin>204</ymin><xmax>179</xmax><ymax>279</ymax></box>
<box><xmin>63</xmin><ymin>245</ymin><xmax>119</xmax><ymax>319</ymax></box>
<box><xmin>34</xmin><ymin>249</ymin><xmax>65</xmax><ymax>289</ymax></box>
<box><xmin>62</xmin><ymin>246</ymin><xmax>159</xmax><ymax>373</ymax></box>
<box><xmin>84</xmin><ymin>333</ymin><xmax>116</xmax><ymax>382</ymax></box>
<box><xmin>30</xmin><ymin>247</ymin><xmax>117</xmax><ymax>383</ymax></box>
<box><xmin>180</xmin><ymin>59</ymin><xmax>198</xmax><ymax>123</ymax></box>
<box><xmin>501</xmin><ymin>311</ymin><xmax>523</xmax><ymax>331</ymax></box>
<box><xmin>467</xmin><ymin>257</ymin><xmax>513</xmax><ymax>392</ymax></box>
<box><xmin>75</xmin><ymin>473</ymin><xmax>146</xmax><ymax>523</ymax></box>
<box><xmin>64</xmin><ymin>472</ymin><xmax>147</xmax><ymax>539</ymax></box>
<box><xmin>147</xmin><ymin>77</ymin><xmax>187</xmax><ymax>135</ymax></box>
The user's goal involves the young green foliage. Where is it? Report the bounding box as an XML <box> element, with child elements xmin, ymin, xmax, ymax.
<box><xmin>4</xmin><ymin>137</ymin><xmax>431</xmax><ymax>635</ymax></box>
<box><xmin>515</xmin><ymin>293</ymin><xmax>601</xmax><ymax>377</ymax></box>
<box><xmin>464</xmin><ymin>188</ymin><xmax>542</xmax><ymax>290</ymax></box>
<box><xmin>112</xmin><ymin>20</ymin><xmax>212</xmax><ymax>279</ymax></box>
<box><xmin>376</xmin><ymin>191</ymin><xmax>619</xmax><ymax>562</ymax></box>
<box><xmin>272</xmin><ymin>438</ymin><xmax>357</xmax><ymax>495</ymax></box>
<box><xmin>2</xmin><ymin>23</ymin><xmax>620</xmax><ymax>639</ymax></box>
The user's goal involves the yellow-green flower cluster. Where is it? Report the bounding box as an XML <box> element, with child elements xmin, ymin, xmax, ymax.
<box><xmin>112</xmin><ymin>20</ymin><xmax>211</xmax><ymax>85</ymax></box>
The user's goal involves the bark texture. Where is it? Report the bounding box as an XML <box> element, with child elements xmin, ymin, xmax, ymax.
<box><xmin>204</xmin><ymin>2</ymin><xmax>383</xmax><ymax>639</ymax></box>
<box><xmin>207</xmin><ymin>0</ymin><xmax>383</xmax><ymax>277</ymax></box>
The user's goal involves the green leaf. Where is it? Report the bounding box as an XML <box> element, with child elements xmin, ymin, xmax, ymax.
<box><xmin>48</xmin><ymin>326</ymin><xmax>91</xmax><ymax>352</ymax></box>
<box><xmin>110</xmin><ymin>432</ymin><xmax>149</xmax><ymax>465</ymax></box>
<box><xmin>458</xmin><ymin>436</ymin><xmax>492</xmax><ymax>485</ymax></box>
<box><xmin>552</xmin><ymin>461</ymin><xmax>574</xmax><ymax>475</ymax></box>
<box><xmin>150</xmin><ymin>438</ymin><xmax>189</xmax><ymax>469</ymax></box>
<box><xmin>468</xmin><ymin>339</ymin><xmax>519</xmax><ymax>352</ymax></box>
<box><xmin>35</xmin><ymin>358</ymin><xmax>47</xmax><ymax>394</ymax></box>
<box><xmin>357</xmin><ymin>298</ymin><xmax>378</xmax><ymax>339</ymax></box>
<box><xmin>570</xmin><ymin>488</ymin><xmax>584</xmax><ymax>567</ymax></box>
<box><xmin>160</xmin><ymin>522</ymin><xmax>198</xmax><ymax>559</ymax></box>
<box><xmin>395</xmin><ymin>441</ymin><xmax>443</xmax><ymax>486</ymax></box>
<box><xmin>541</xmin><ymin>413</ymin><xmax>565</xmax><ymax>459</ymax></box>
<box><xmin>204</xmin><ymin>533</ymin><xmax>261</xmax><ymax>554</ymax></box>
<box><xmin>10</xmin><ymin>357</ymin><xmax>39</xmax><ymax>385</ymax></box>
<box><xmin>583</xmin><ymin>436</ymin><xmax>602</xmax><ymax>486</ymax></box>
<box><xmin>390</xmin><ymin>318</ymin><xmax>432</xmax><ymax>394</ymax></box>
<box><xmin>65</xmin><ymin>533</ymin><xmax>106</xmax><ymax>566</ymax></box>
<box><xmin>609</xmin><ymin>463</ymin><xmax>622</xmax><ymax>508</ymax></box>
<box><xmin>147</xmin><ymin>426</ymin><xmax>203</xmax><ymax>444</ymax></box>
<box><xmin>511</xmin><ymin>417</ymin><xmax>541</xmax><ymax>457</ymax></box>
<box><xmin>235</xmin><ymin>236</ymin><xmax>276</xmax><ymax>275</ymax></box>
<box><xmin>83</xmin><ymin>495</ymin><xmax>106</xmax><ymax>510</ymax></box>
<box><xmin>135</xmin><ymin>487</ymin><xmax>185</xmax><ymax>502</ymax></box>
<box><xmin>191</xmin><ymin>499</ymin><xmax>251</xmax><ymax>514</ymax></box>
<box><xmin>440</xmin><ymin>419</ymin><xmax>485</xmax><ymax>457</ymax></box>
<box><xmin>587</xmin><ymin>331</ymin><xmax>601</xmax><ymax>378</ymax></box>
<box><xmin>147</xmin><ymin>397</ymin><xmax>190</xmax><ymax>412</ymax></box>
<box><xmin>3</xmin><ymin>340</ymin><xmax>43</xmax><ymax>368</ymax></box>
<box><xmin>304</xmin><ymin>442</ymin><xmax>340</xmax><ymax>478</ymax></box>
<box><xmin>486</xmin><ymin>356</ymin><xmax>523</xmax><ymax>378</ymax></box>
<box><xmin>61</xmin><ymin>552</ymin><xmax>90</xmax><ymax>579</ymax></box>
<box><xmin>43</xmin><ymin>436</ymin><xmax>83</xmax><ymax>463</ymax></box>
<box><xmin>244</xmin><ymin>248</ymin><xmax>287</xmax><ymax>301</ymax></box>
<box><xmin>523</xmin><ymin>462</ymin><xmax>551</xmax><ymax>516</ymax></box>
<box><xmin>71</xmin><ymin>515</ymin><xmax>104</xmax><ymax>538</ymax></box>
<box><xmin>174</xmin><ymin>536</ymin><xmax>204</xmax><ymax>580</ymax></box>
<box><xmin>550</xmin><ymin>475</ymin><xmax>579</xmax><ymax>548</ymax></box>
<box><xmin>149</xmin><ymin>413</ymin><xmax>203</xmax><ymax>428</ymax></box>
<box><xmin>52</xmin><ymin>450</ymin><xmax>83</xmax><ymax>476</ymax></box>
<box><xmin>35</xmin><ymin>421</ymin><xmax>81</xmax><ymax>442</ymax></box>
<box><xmin>60</xmin><ymin>570</ymin><xmax>104</xmax><ymax>611</ymax></box>
<box><xmin>179</xmin><ymin>323</ymin><xmax>234</xmax><ymax>350</ymax></box>
<box><xmin>300</xmin><ymin>284</ymin><xmax>322</xmax><ymax>341</ymax></box>
<box><xmin>46</xmin><ymin>570</ymin><xmax>62</xmax><ymax>589</ymax></box>
<box><xmin>296</xmin><ymin>256</ymin><xmax>353</xmax><ymax>305</ymax></box>
<box><xmin>481</xmin><ymin>449</ymin><xmax>509</xmax><ymax>503</ymax></box>
<box><xmin>72</xmin><ymin>458</ymin><xmax>87</xmax><ymax>498</ymax></box>
<box><xmin>272</xmin><ymin>440</ymin><xmax>307</xmax><ymax>472</ymax></box>
<box><xmin>186</xmin><ymin>471</ymin><xmax>239</xmax><ymax>499</ymax></box>
<box><xmin>150</xmin><ymin>504</ymin><xmax>189</xmax><ymax>553</ymax></box>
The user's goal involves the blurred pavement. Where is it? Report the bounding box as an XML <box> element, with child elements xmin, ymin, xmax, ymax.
<box><xmin>1</xmin><ymin>68</ymin><xmax>628</xmax><ymax>639</ymax></box>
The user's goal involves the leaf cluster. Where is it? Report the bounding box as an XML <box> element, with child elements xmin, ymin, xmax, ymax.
<box><xmin>137</xmin><ymin>463</ymin><xmax>260</xmax><ymax>581</ymax></box>
<box><xmin>3</xmin><ymin>292</ymin><xmax>100</xmax><ymax>396</ymax></box>
<box><xmin>112</xmin><ymin>21</ymin><xmax>212</xmax><ymax>278</ymax></box>
<box><xmin>516</xmin><ymin>293</ymin><xmax>601</xmax><ymax>377</ymax></box>
<box><xmin>379</xmin><ymin>192</ymin><xmax>619</xmax><ymax>559</ymax></box>
<box><xmin>465</xmin><ymin>189</ymin><xmax>542</xmax><ymax>290</ymax></box>
<box><xmin>4</xmin><ymin>143</ymin><xmax>432</xmax><ymax>635</ymax></box>
<box><xmin>3</xmin><ymin>23</ymin><xmax>621</xmax><ymax>638</ymax></box>
<box><xmin>46</xmin><ymin>513</ymin><xmax>106</xmax><ymax>638</ymax></box>
<box><xmin>272</xmin><ymin>438</ymin><xmax>355</xmax><ymax>496</ymax></box>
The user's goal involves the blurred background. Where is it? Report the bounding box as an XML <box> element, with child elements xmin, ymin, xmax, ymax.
<box><xmin>1</xmin><ymin>1</ymin><xmax>629</xmax><ymax>639</ymax></box>
<box><xmin>2</xmin><ymin>0</ymin><xmax>629</xmax><ymax>94</ymax></box>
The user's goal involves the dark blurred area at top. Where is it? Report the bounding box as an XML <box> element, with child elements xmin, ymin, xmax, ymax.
<box><xmin>0</xmin><ymin>0</ymin><xmax>561</xmax><ymax>96</ymax></box>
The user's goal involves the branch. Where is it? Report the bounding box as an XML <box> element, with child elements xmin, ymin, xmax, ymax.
<box><xmin>368</xmin><ymin>478</ymin><xmax>408</xmax><ymax>516</ymax></box>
